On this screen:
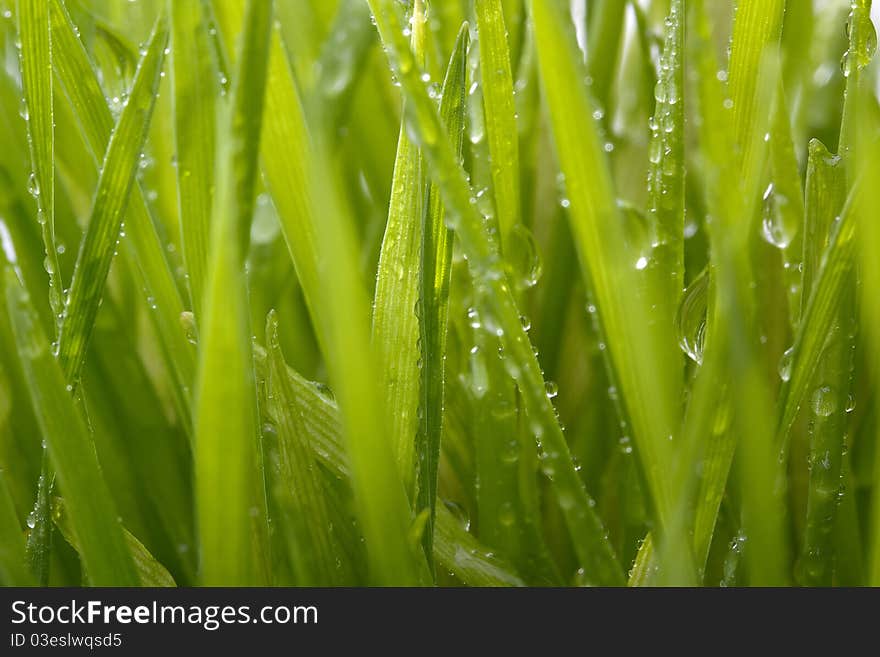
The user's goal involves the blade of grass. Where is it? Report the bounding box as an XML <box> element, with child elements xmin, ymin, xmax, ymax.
<box><xmin>50</xmin><ymin>0</ymin><xmax>195</xmax><ymax>435</ymax></box>
<box><xmin>194</xmin><ymin>0</ymin><xmax>272</xmax><ymax>586</ymax></box>
<box><xmin>4</xmin><ymin>269</ymin><xmax>138</xmax><ymax>585</ymax></box>
<box><xmin>372</xmin><ymin>0</ymin><xmax>427</xmax><ymax>497</ymax></box>
<box><xmin>55</xmin><ymin>15</ymin><xmax>167</xmax><ymax>388</ymax></box>
<box><xmin>416</xmin><ymin>22</ymin><xmax>469</xmax><ymax>559</ymax></box>
<box><xmin>475</xmin><ymin>0</ymin><xmax>520</xmax><ymax>245</ymax></box>
<box><xmin>16</xmin><ymin>0</ymin><xmax>63</xmax><ymax>329</ymax></box>
<box><xmin>169</xmin><ymin>0</ymin><xmax>217</xmax><ymax>317</ymax></box>
<box><xmin>264</xmin><ymin>310</ymin><xmax>349</xmax><ymax>585</ymax></box>
<box><xmin>368</xmin><ymin>0</ymin><xmax>623</xmax><ymax>585</ymax></box>
<box><xmin>586</xmin><ymin>0</ymin><xmax>627</xmax><ymax>111</ymax></box>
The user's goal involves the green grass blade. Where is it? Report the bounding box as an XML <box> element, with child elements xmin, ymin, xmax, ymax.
<box><xmin>53</xmin><ymin>498</ymin><xmax>175</xmax><ymax>586</ymax></box>
<box><xmin>170</xmin><ymin>0</ymin><xmax>217</xmax><ymax>317</ymax></box>
<box><xmin>367</xmin><ymin>0</ymin><xmax>622</xmax><ymax>585</ymax></box>
<box><xmin>416</xmin><ymin>23</ymin><xmax>469</xmax><ymax>560</ymax></box>
<box><xmin>530</xmin><ymin>0</ymin><xmax>679</xmax><ymax>538</ymax></box>
<box><xmin>475</xmin><ymin>0</ymin><xmax>520</xmax><ymax>245</ymax></box>
<box><xmin>264</xmin><ymin>311</ymin><xmax>348</xmax><ymax>585</ymax></box>
<box><xmin>16</xmin><ymin>0</ymin><xmax>63</xmax><ymax>330</ymax></box>
<box><xmin>4</xmin><ymin>269</ymin><xmax>138</xmax><ymax>585</ymax></box>
<box><xmin>372</xmin><ymin>0</ymin><xmax>427</xmax><ymax>497</ymax></box>
<box><xmin>586</xmin><ymin>0</ymin><xmax>626</xmax><ymax>110</ymax></box>
<box><xmin>55</xmin><ymin>15</ymin><xmax>168</xmax><ymax>387</ymax></box>
<box><xmin>647</xmin><ymin>0</ymin><xmax>685</xmax><ymax>323</ymax></box>
<box><xmin>0</xmin><ymin>469</ymin><xmax>33</xmax><ymax>586</ymax></box>
<box><xmin>50</xmin><ymin>0</ymin><xmax>195</xmax><ymax>433</ymax></box>
<box><xmin>194</xmin><ymin>0</ymin><xmax>272</xmax><ymax>586</ymax></box>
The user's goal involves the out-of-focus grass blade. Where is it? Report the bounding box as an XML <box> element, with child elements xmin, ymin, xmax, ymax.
<box><xmin>195</xmin><ymin>0</ymin><xmax>272</xmax><ymax>586</ymax></box>
<box><xmin>53</xmin><ymin>498</ymin><xmax>175</xmax><ymax>586</ymax></box>
<box><xmin>372</xmin><ymin>0</ymin><xmax>427</xmax><ymax>497</ymax></box>
<box><xmin>264</xmin><ymin>311</ymin><xmax>348</xmax><ymax>585</ymax></box>
<box><xmin>16</xmin><ymin>0</ymin><xmax>63</xmax><ymax>328</ymax></box>
<box><xmin>727</xmin><ymin>0</ymin><xmax>785</xmax><ymax>169</ymax></box>
<box><xmin>50</xmin><ymin>0</ymin><xmax>195</xmax><ymax>432</ymax></box>
<box><xmin>475</xmin><ymin>0</ymin><xmax>520</xmax><ymax>245</ymax></box>
<box><xmin>4</xmin><ymin>270</ymin><xmax>137</xmax><ymax>585</ymax></box>
<box><xmin>0</xmin><ymin>469</ymin><xmax>33</xmax><ymax>585</ymax></box>
<box><xmin>368</xmin><ymin>0</ymin><xmax>623</xmax><ymax>585</ymax></box>
<box><xmin>170</xmin><ymin>0</ymin><xmax>217</xmax><ymax>317</ymax></box>
<box><xmin>416</xmin><ymin>23</ymin><xmax>469</xmax><ymax>558</ymax></box>
<box><xmin>647</xmin><ymin>0</ymin><xmax>684</xmax><ymax>323</ymax></box>
<box><xmin>586</xmin><ymin>0</ymin><xmax>626</xmax><ymax>111</ymax></box>
<box><xmin>530</xmin><ymin>0</ymin><xmax>679</xmax><ymax>544</ymax></box>
<box><xmin>213</xmin><ymin>1</ymin><xmax>424</xmax><ymax>586</ymax></box>
<box><xmin>55</xmin><ymin>15</ymin><xmax>167</xmax><ymax>387</ymax></box>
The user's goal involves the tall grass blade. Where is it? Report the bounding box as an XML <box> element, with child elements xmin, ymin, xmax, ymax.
<box><xmin>170</xmin><ymin>0</ymin><xmax>217</xmax><ymax>317</ymax></box>
<box><xmin>55</xmin><ymin>15</ymin><xmax>167</xmax><ymax>387</ymax></box>
<box><xmin>194</xmin><ymin>0</ymin><xmax>272</xmax><ymax>586</ymax></box>
<box><xmin>5</xmin><ymin>269</ymin><xmax>138</xmax><ymax>585</ymax></box>
<box><xmin>0</xmin><ymin>469</ymin><xmax>33</xmax><ymax>585</ymax></box>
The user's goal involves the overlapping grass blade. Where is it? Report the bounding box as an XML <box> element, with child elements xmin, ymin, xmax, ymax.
<box><xmin>372</xmin><ymin>0</ymin><xmax>427</xmax><ymax>497</ymax></box>
<box><xmin>169</xmin><ymin>0</ymin><xmax>217</xmax><ymax>317</ymax></box>
<box><xmin>4</xmin><ymin>269</ymin><xmax>138</xmax><ymax>585</ymax></box>
<box><xmin>194</xmin><ymin>0</ymin><xmax>272</xmax><ymax>586</ymax></box>
<box><xmin>55</xmin><ymin>15</ymin><xmax>167</xmax><ymax>387</ymax></box>
<box><xmin>367</xmin><ymin>0</ymin><xmax>622</xmax><ymax>585</ymax></box>
<box><xmin>475</xmin><ymin>0</ymin><xmax>520</xmax><ymax>244</ymax></box>
<box><xmin>16</xmin><ymin>0</ymin><xmax>62</xmax><ymax>328</ymax></box>
<box><xmin>0</xmin><ymin>469</ymin><xmax>33</xmax><ymax>585</ymax></box>
<box><xmin>49</xmin><ymin>0</ymin><xmax>194</xmax><ymax>434</ymax></box>
<box><xmin>264</xmin><ymin>311</ymin><xmax>348</xmax><ymax>585</ymax></box>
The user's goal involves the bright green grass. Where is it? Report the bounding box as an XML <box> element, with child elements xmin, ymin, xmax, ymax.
<box><xmin>0</xmin><ymin>0</ymin><xmax>879</xmax><ymax>587</ymax></box>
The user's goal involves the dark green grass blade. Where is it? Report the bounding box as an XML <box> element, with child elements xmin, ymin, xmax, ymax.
<box><xmin>416</xmin><ymin>22</ymin><xmax>469</xmax><ymax>560</ymax></box>
<box><xmin>368</xmin><ymin>0</ymin><xmax>623</xmax><ymax>585</ymax></box>
<box><xmin>372</xmin><ymin>0</ymin><xmax>427</xmax><ymax>497</ymax></box>
<box><xmin>170</xmin><ymin>0</ymin><xmax>217</xmax><ymax>317</ymax></box>
<box><xmin>49</xmin><ymin>0</ymin><xmax>195</xmax><ymax>434</ymax></box>
<box><xmin>16</xmin><ymin>0</ymin><xmax>63</xmax><ymax>329</ymax></box>
<box><xmin>54</xmin><ymin>499</ymin><xmax>175</xmax><ymax>586</ymax></box>
<box><xmin>194</xmin><ymin>0</ymin><xmax>272</xmax><ymax>586</ymax></box>
<box><xmin>475</xmin><ymin>0</ymin><xmax>520</xmax><ymax>246</ymax></box>
<box><xmin>5</xmin><ymin>269</ymin><xmax>138</xmax><ymax>585</ymax></box>
<box><xmin>264</xmin><ymin>311</ymin><xmax>349</xmax><ymax>585</ymax></box>
<box><xmin>55</xmin><ymin>15</ymin><xmax>167</xmax><ymax>387</ymax></box>
<box><xmin>0</xmin><ymin>469</ymin><xmax>33</xmax><ymax>585</ymax></box>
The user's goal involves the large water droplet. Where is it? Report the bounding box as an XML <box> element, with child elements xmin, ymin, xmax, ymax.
<box><xmin>507</xmin><ymin>224</ymin><xmax>543</xmax><ymax>290</ymax></box>
<box><xmin>27</xmin><ymin>172</ymin><xmax>40</xmax><ymax>198</ymax></box>
<box><xmin>676</xmin><ymin>267</ymin><xmax>709</xmax><ymax>365</ymax></box>
<box><xmin>811</xmin><ymin>385</ymin><xmax>838</xmax><ymax>417</ymax></box>
<box><xmin>761</xmin><ymin>183</ymin><xmax>796</xmax><ymax>249</ymax></box>
<box><xmin>778</xmin><ymin>346</ymin><xmax>794</xmax><ymax>382</ymax></box>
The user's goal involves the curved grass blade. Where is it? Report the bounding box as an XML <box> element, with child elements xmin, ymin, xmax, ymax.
<box><xmin>50</xmin><ymin>0</ymin><xmax>195</xmax><ymax>434</ymax></box>
<box><xmin>264</xmin><ymin>311</ymin><xmax>349</xmax><ymax>585</ymax></box>
<box><xmin>16</xmin><ymin>0</ymin><xmax>63</xmax><ymax>330</ymax></box>
<box><xmin>5</xmin><ymin>269</ymin><xmax>138</xmax><ymax>585</ymax></box>
<box><xmin>475</xmin><ymin>0</ymin><xmax>520</xmax><ymax>245</ymax></box>
<box><xmin>194</xmin><ymin>0</ymin><xmax>272</xmax><ymax>586</ymax></box>
<box><xmin>367</xmin><ymin>0</ymin><xmax>623</xmax><ymax>585</ymax></box>
<box><xmin>170</xmin><ymin>0</ymin><xmax>217</xmax><ymax>317</ymax></box>
<box><xmin>0</xmin><ymin>469</ymin><xmax>33</xmax><ymax>585</ymax></box>
<box><xmin>416</xmin><ymin>23</ymin><xmax>469</xmax><ymax>560</ymax></box>
<box><xmin>372</xmin><ymin>0</ymin><xmax>427</xmax><ymax>497</ymax></box>
<box><xmin>55</xmin><ymin>15</ymin><xmax>167</xmax><ymax>387</ymax></box>
<box><xmin>53</xmin><ymin>498</ymin><xmax>175</xmax><ymax>586</ymax></box>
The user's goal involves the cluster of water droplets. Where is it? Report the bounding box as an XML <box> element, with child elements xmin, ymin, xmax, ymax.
<box><xmin>841</xmin><ymin>3</ymin><xmax>878</xmax><ymax>78</ymax></box>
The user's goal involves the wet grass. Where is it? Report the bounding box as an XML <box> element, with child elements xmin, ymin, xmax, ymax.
<box><xmin>0</xmin><ymin>0</ymin><xmax>879</xmax><ymax>586</ymax></box>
